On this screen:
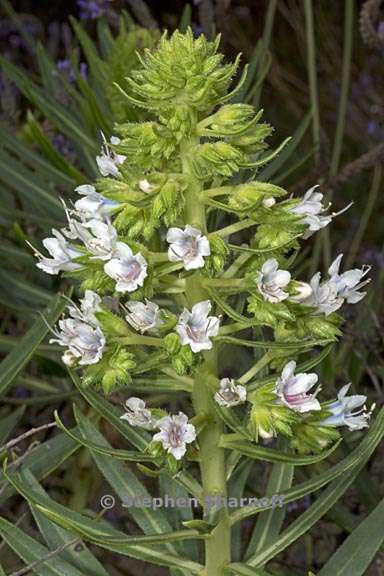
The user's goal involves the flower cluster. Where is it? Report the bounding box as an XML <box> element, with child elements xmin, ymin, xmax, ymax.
<box><xmin>49</xmin><ymin>291</ymin><xmax>105</xmax><ymax>366</ymax></box>
<box><xmin>120</xmin><ymin>398</ymin><xmax>196</xmax><ymax>461</ymax></box>
<box><xmin>33</xmin><ymin>29</ymin><xmax>373</xmax><ymax>463</ymax></box>
<box><xmin>216</xmin><ymin>360</ymin><xmax>373</xmax><ymax>449</ymax></box>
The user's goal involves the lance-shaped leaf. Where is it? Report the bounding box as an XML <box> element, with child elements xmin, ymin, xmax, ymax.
<box><xmin>224</xmin><ymin>563</ymin><xmax>273</xmax><ymax>575</ymax></box>
<box><xmin>0</xmin><ymin>516</ymin><xmax>89</xmax><ymax>576</ymax></box>
<box><xmin>3</xmin><ymin>467</ymin><xmax>205</xmax><ymax>573</ymax></box>
<box><xmin>214</xmin><ymin>404</ymin><xmax>253</xmax><ymax>440</ymax></box>
<box><xmin>76</xmin><ymin>411</ymin><xmax>198</xmax><ymax>567</ymax></box>
<box><xmin>245</xmin><ymin>439</ymin><xmax>294</xmax><ymax>558</ymax></box>
<box><xmin>69</xmin><ymin>368</ymin><xmax>203</xmax><ymax>500</ymax></box>
<box><xmin>258</xmin><ymin>110</ymin><xmax>312</xmax><ymax>181</ymax></box>
<box><xmin>219</xmin><ymin>435</ymin><xmax>341</xmax><ymax>465</ymax></box>
<box><xmin>54</xmin><ymin>408</ymin><xmax>156</xmax><ymax>462</ymax></box>
<box><xmin>247</xmin><ymin>344</ymin><xmax>333</xmax><ymax>392</ymax></box>
<box><xmin>245</xmin><ymin>411</ymin><xmax>384</xmax><ymax>567</ymax></box>
<box><xmin>317</xmin><ymin>495</ymin><xmax>384</xmax><ymax>576</ymax></box>
<box><xmin>0</xmin><ymin>292</ymin><xmax>68</xmax><ymax>395</ymax></box>
<box><xmin>23</xmin><ymin>470</ymin><xmax>108</xmax><ymax>576</ymax></box>
<box><xmin>215</xmin><ymin>335</ymin><xmax>333</xmax><ymax>350</ymax></box>
<box><xmin>0</xmin><ymin>406</ymin><xmax>25</xmax><ymax>446</ymax></box>
<box><xmin>0</xmin><ymin>431</ymin><xmax>79</xmax><ymax>505</ymax></box>
<box><xmin>230</xmin><ymin>408</ymin><xmax>384</xmax><ymax>526</ymax></box>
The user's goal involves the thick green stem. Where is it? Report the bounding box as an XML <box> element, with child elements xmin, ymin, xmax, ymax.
<box><xmin>182</xmin><ymin>139</ymin><xmax>231</xmax><ymax>575</ymax></box>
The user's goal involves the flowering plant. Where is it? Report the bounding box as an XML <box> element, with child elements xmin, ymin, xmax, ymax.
<box><xmin>3</xmin><ymin>27</ymin><xmax>382</xmax><ymax>576</ymax></box>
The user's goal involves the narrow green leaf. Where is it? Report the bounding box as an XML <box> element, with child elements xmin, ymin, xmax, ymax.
<box><xmin>214</xmin><ymin>404</ymin><xmax>253</xmax><ymax>440</ymax></box>
<box><xmin>0</xmin><ymin>56</ymin><xmax>97</xmax><ymax>152</ymax></box>
<box><xmin>246</xmin><ymin>440</ymin><xmax>294</xmax><ymax>558</ymax></box>
<box><xmin>70</xmin><ymin>17</ymin><xmax>109</xmax><ymax>85</ymax></box>
<box><xmin>25</xmin><ymin>470</ymin><xmax>109</xmax><ymax>576</ymax></box>
<box><xmin>0</xmin><ymin>123</ymin><xmax>76</xmax><ymax>188</ymax></box>
<box><xmin>246</xmin><ymin>411</ymin><xmax>384</xmax><ymax>567</ymax></box>
<box><xmin>55</xmin><ymin>409</ymin><xmax>156</xmax><ymax>462</ymax></box>
<box><xmin>179</xmin><ymin>4</ymin><xmax>192</xmax><ymax>32</ymax></box>
<box><xmin>76</xmin><ymin>415</ymin><xmax>177</xmax><ymax>540</ymax></box>
<box><xmin>258</xmin><ymin>110</ymin><xmax>312</xmax><ymax>181</ymax></box>
<box><xmin>3</xmin><ymin>469</ymin><xmax>204</xmax><ymax>573</ymax></box>
<box><xmin>225</xmin><ymin>563</ymin><xmax>272</xmax><ymax>575</ymax></box>
<box><xmin>216</xmin><ymin>335</ymin><xmax>333</xmax><ymax>350</ymax></box>
<box><xmin>0</xmin><ymin>406</ymin><xmax>25</xmax><ymax>446</ymax></box>
<box><xmin>0</xmin><ymin>293</ymin><xmax>67</xmax><ymax>395</ymax></box>
<box><xmin>0</xmin><ymin>516</ymin><xmax>87</xmax><ymax>576</ymax></box>
<box><xmin>219</xmin><ymin>435</ymin><xmax>340</xmax><ymax>465</ymax></box>
<box><xmin>0</xmin><ymin>147</ymin><xmax>62</xmax><ymax>216</ymax></box>
<box><xmin>0</xmin><ymin>269</ymin><xmax>53</xmax><ymax>306</ymax></box>
<box><xmin>68</xmin><ymin>369</ymin><xmax>203</xmax><ymax>501</ymax></box>
<box><xmin>26</xmin><ymin>111</ymin><xmax>86</xmax><ymax>183</ymax></box>
<box><xmin>0</xmin><ymin>431</ymin><xmax>79</xmax><ymax>504</ymax></box>
<box><xmin>247</xmin><ymin>345</ymin><xmax>333</xmax><ymax>392</ymax></box>
<box><xmin>318</xmin><ymin>496</ymin><xmax>384</xmax><ymax>576</ymax></box>
<box><xmin>230</xmin><ymin>408</ymin><xmax>384</xmax><ymax>526</ymax></box>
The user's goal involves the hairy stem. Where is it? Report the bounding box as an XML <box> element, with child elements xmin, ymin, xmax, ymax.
<box><xmin>181</xmin><ymin>138</ymin><xmax>231</xmax><ymax>575</ymax></box>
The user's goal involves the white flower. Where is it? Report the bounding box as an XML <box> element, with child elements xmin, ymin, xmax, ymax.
<box><xmin>288</xmin><ymin>281</ymin><xmax>313</xmax><ymax>303</ymax></box>
<box><xmin>67</xmin><ymin>290</ymin><xmax>102</xmax><ymax>326</ymax></box>
<box><xmin>125</xmin><ymin>299</ymin><xmax>162</xmax><ymax>333</ymax></box>
<box><xmin>327</xmin><ymin>254</ymin><xmax>371</xmax><ymax>304</ymax></box>
<box><xmin>74</xmin><ymin>184</ymin><xmax>120</xmax><ymax>221</ymax></box>
<box><xmin>96</xmin><ymin>135</ymin><xmax>126</xmax><ymax>177</ymax></box>
<box><xmin>304</xmin><ymin>272</ymin><xmax>343</xmax><ymax>315</ymax></box>
<box><xmin>176</xmin><ymin>300</ymin><xmax>220</xmax><ymax>353</ymax></box>
<box><xmin>139</xmin><ymin>179</ymin><xmax>153</xmax><ymax>193</ymax></box>
<box><xmin>82</xmin><ymin>220</ymin><xmax>118</xmax><ymax>260</ymax></box>
<box><xmin>321</xmin><ymin>384</ymin><xmax>374</xmax><ymax>430</ymax></box>
<box><xmin>63</xmin><ymin>217</ymin><xmax>118</xmax><ymax>261</ymax></box>
<box><xmin>120</xmin><ymin>397</ymin><xmax>156</xmax><ymax>430</ymax></box>
<box><xmin>214</xmin><ymin>378</ymin><xmax>247</xmax><ymax>407</ymax></box>
<box><xmin>256</xmin><ymin>258</ymin><xmax>291</xmax><ymax>303</ymax></box>
<box><xmin>104</xmin><ymin>242</ymin><xmax>148</xmax><ymax>293</ymax></box>
<box><xmin>35</xmin><ymin>230</ymin><xmax>82</xmax><ymax>275</ymax></box>
<box><xmin>276</xmin><ymin>360</ymin><xmax>321</xmax><ymax>413</ymax></box>
<box><xmin>303</xmin><ymin>254</ymin><xmax>371</xmax><ymax>315</ymax></box>
<box><xmin>289</xmin><ymin>185</ymin><xmax>352</xmax><ymax>239</ymax></box>
<box><xmin>152</xmin><ymin>412</ymin><xmax>196</xmax><ymax>460</ymax></box>
<box><xmin>50</xmin><ymin>318</ymin><xmax>105</xmax><ymax>366</ymax></box>
<box><xmin>166</xmin><ymin>225</ymin><xmax>211</xmax><ymax>270</ymax></box>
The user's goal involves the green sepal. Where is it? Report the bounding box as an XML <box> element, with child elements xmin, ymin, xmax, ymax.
<box><xmin>248</xmin><ymin>293</ymin><xmax>295</xmax><ymax>327</ymax></box>
<box><xmin>82</xmin><ymin>346</ymin><xmax>136</xmax><ymax>394</ymax></box>
<box><xmin>95</xmin><ymin>309</ymin><xmax>131</xmax><ymax>337</ymax></box>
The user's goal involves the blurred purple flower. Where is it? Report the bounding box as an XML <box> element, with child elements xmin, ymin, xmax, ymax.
<box><xmin>57</xmin><ymin>59</ymin><xmax>88</xmax><ymax>83</ymax></box>
<box><xmin>52</xmin><ymin>133</ymin><xmax>77</xmax><ymax>163</ymax></box>
<box><xmin>192</xmin><ymin>24</ymin><xmax>204</xmax><ymax>37</ymax></box>
<box><xmin>14</xmin><ymin>386</ymin><xmax>31</xmax><ymax>399</ymax></box>
<box><xmin>77</xmin><ymin>0</ymin><xmax>111</xmax><ymax>20</ymax></box>
<box><xmin>362</xmin><ymin>249</ymin><xmax>384</xmax><ymax>270</ymax></box>
<box><xmin>287</xmin><ymin>495</ymin><xmax>310</xmax><ymax>513</ymax></box>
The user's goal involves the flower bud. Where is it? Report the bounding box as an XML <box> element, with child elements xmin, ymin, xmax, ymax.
<box><xmin>163</xmin><ymin>333</ymin><xmax>182</xmax><ymax>355</ymax></box>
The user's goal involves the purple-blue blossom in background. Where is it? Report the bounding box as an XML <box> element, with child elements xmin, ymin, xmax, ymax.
<box><xmin>57</xmin><ymin>59</ymin><xmax>88</xmax><ymax>83</ymax></box>
<box><xmin>77</xmin><ymin>0</ymin><xmax>112</xmax><ymax>21</ymax></box>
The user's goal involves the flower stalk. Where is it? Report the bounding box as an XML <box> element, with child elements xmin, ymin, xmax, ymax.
<box><xmin>182</xmin><ymin>137</ymin><xmax>231</xmax><ymax>574</ymax></box>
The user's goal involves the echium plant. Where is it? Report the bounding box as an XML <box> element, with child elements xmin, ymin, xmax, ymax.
<box><xmin>33</xmin><ymin>30</ymin><xmax>374</xmax><ymax>574</ymax></box>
